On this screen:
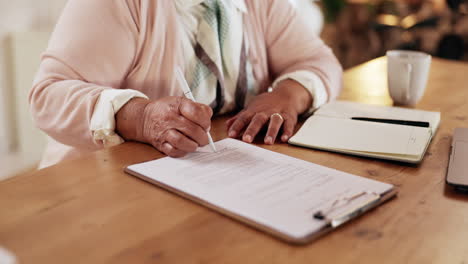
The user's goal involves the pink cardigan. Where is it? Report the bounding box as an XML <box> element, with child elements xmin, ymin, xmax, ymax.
<box><xmin>30</xmin><ymin>0</ymin><xmax>343</xmax><ymax>168</ymax></box>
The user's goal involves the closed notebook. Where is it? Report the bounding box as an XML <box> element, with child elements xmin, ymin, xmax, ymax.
<box><xmin>289</xmin><ymin>101</ymin><xmax>441</xmax><ymax>163</ymax></box>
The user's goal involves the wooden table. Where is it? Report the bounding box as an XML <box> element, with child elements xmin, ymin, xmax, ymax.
<box><xmin>1</xmin><ymin>57</ymin><xmax>468</xmax><ymax>264</ymax></box>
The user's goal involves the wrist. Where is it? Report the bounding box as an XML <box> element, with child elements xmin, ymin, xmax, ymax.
<box><xmin>273</xmin><ymin>79</ymin><xmax>312</xmax><ymax>114</ymax></box>
<box><xmin>115</xmin><ymin>97</ymin><xmax>150</xmax><ymax>142</ymax></box>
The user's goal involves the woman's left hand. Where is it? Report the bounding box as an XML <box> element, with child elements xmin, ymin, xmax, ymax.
<box><xmin>226</xmin><ymin>79</ymin><xmax>312</xmax><ymax>144</ymax></box>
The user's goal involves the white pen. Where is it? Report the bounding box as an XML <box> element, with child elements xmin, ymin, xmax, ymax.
<box><xmin>175</xmin><ymin>67</ymin><xmax>217</xmax><ymax>153</ymax></box>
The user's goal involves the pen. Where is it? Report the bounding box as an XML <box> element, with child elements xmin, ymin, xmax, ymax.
<box><xmin>351</xmin><ymin>117</ymin><xmax>430</xmax><ymax>128</ymax></box>
<box><xmin>175</xmin><ymin>67</ymin><xmax>217</xmax><ymax>153</ymax></box>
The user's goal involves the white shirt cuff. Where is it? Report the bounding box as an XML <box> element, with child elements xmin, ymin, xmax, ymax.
<box><xmin>90</xmin><ymin>89</ymin><xmax>148</xmax><ymax>147</ymax></box>
<box><xmin>272</xmin><ymin>70</ymin><xmax>328</xmax><ymax>112</ymax></box>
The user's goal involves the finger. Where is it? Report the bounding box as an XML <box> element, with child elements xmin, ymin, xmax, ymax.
<box><xmin>160</xmin><ymin>142</ymin><xmax>187</xmax><ymax>158</ymax></box>
<box><xmin>264</xmin><ymin>114</ymin><xmax>284</xmax><ymax>145</ymax></box>
<box><xmin>173</xmin><ymin>116</ymin><xmax>209</xmax><ymax>147</ymax></box>
<box><xmin>228</xmin><ymin>111</ymin><xmax>255</xmax><ymax>138</ymax></box>
<box><xmin>165</xmin><ymin>129</ymin><xmax>198</xmax><ymax>153</ymax></box>
<box><xmin>225</xmin><ymin>115</ymin><xmax>238</xmax><ymax>129</ymax></box>
<box><xmin>242</xmin><ymin>113</ymin><xmax>269</xmax><ymax>143</ymax></box>
<box><xmin>281</xmin><ymin>114</ymin><xmax>297</xmax><ymax>142</ymax></box>
<box><xmin>179</xmin><ymin>98</ymin><xmax>213</xmax><ymax>131</ymax></box>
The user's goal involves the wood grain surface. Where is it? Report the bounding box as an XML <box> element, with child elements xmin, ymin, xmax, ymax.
<box><xmin>1</xmin><ymin>57</ymin><xmax>468</xmax><ymax>264</ymax></box>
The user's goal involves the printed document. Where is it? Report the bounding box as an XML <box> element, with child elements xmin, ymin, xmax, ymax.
<box><xmin>126</xmin><ymin>138</ymin><xmax>394</xmax><ymax>240</ymax></box>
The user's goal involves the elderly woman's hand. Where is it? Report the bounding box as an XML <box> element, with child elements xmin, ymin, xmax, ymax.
<box><xmin>226</xmin><ymin>80</ymin><xmax>312</xmax><ymax>144</ymax></box>
<box><xmin>116</xmin><ymin>96</ymin><xmax>213</xmax><ymax>157</ymax></box>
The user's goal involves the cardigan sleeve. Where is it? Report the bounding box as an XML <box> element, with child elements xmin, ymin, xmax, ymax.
<box><xmin>29</xmin><ymin>0</ymin><xmax>141</xmax><ymax>151</ymax></box>
<box><xmin>263</xmin><ymin>0</ymin><xmax>343</xmax><ymax>101</ymax></box>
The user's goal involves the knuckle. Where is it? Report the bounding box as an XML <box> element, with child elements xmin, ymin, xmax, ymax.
<box><xmin>168</xmin><ymin>97</ymin><xmax>183</xmax><ymax>112</ymax></box>
<box><xmin>188</xmin><ymin>143</ymin><xmax>198</xmax><ymax>153</ymax></box>
<box><xmin>176</xmin><ymin>114</ymin><xmax>188</xmax><ymax>126</ymax></box>
<box><xmin>165</xmin><ymin>130</ymin><xmax>179</xmax><ymax>143</ymax></box>
<box><xmin>255</xmin><ymin>112</ymin><xmax>269</xmax><ymax>122</ymax></box>
<box><xmin>181</xmin><ymin>99</ymin><xmax>200</xmax><ymax>116</ymax></box>
<box><xmin>230</xmin><ymin>111</ymin><xmax>253</xmax><ymax>132</ymax></box>
<box><xmin>205</xmin><ymin>105</ymin><xmax>213</xmax><ymax>117</ymax></box>
<box><xmin>283</xmin><ymin>112</ymin><xmax>296</xmax><ymax>122</ymax></box>
<box><xmin>237</xmin><ymin>114</ymin><xmax>251</xmax><ymax>125</ymax></box>
<box><xmin>163</xmin><ymin>144</ymin><xmax>181</xmax><ymax>157</ymax></box>
<box><xmin>164</xmin><ymin>129</ymin><xmax>176</xmax><ymax>139</ymax></box>
<box><xmin>250</xmin><ymin>117</ymin><xmax>263</xmax><ymax>128</ymax></box>
<box><xmin>161</xmin><ymin>114</ymin><xmax>172</xmax><ymax>123</ymax></box>
<box><xmin>173</xmin><ymin>136</ymin><xmax>184</xmax><ymax>147</ymax></box>
<box><xmin>160</xmin><ymin>143</ymin><xmax>173</xmax><ymax>155</ymax></box>
<box><xmin>153</xmin><ymin>138</ymin><xmax>163</xmax><ymax>150</ymax></box>
<box><xmin>231</xmin><ymin>120</ymin><xmax>244</xmax><ymax>131</ymax></box>
<box><xmin>185</xmin><ymin>100</ymin><xmax>198</xmax><ymax>110</ymax></box>
<box><xmin>154</xmin><ymin>143</ymin><xmax>164</xmax><ymax>153</ymax></box>
<box><xmin>195</xmin><ymin>103</ymin><xmax>206</xmax><ymax>112</ymax></box>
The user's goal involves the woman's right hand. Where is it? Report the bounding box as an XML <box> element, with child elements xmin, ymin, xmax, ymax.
<box><xmin>116</xmin><ymin>96</ymin><xmax>213</xmax><ymax>157</ymax></box>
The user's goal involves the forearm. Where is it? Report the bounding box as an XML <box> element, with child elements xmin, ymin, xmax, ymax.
<box><xmin>30</xmin><ymin>0</ymin><xmax>141</xmax><ymax>149</ymax></box>
<box><xmin>115</xmin><ymin>97</ymin><xmax>149</xmax><ymax>142</ymax></box>
<box><xmin>272</xmin><ymin>79</ymin><xmax>312</xmax><ymax>115</ymax></box>
<box><xmin>30</xmin><ymin>77</ymin><xmax>107</xmax><ymax>150</ymax></box>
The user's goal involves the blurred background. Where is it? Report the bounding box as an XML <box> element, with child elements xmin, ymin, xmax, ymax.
<box><xmin>0</xmin><ymin>0</ymin><xmax>466</xmax><ymax>180</ymax></box>
<box><xmin>0</xmin><ymin>0</ymin><xmax>67</xmax><ymax>179</ymax></box>
<box><xmin>320</xmin><ymin>0</ymin><xmax>468</xmax><ymax>68</ymax></box>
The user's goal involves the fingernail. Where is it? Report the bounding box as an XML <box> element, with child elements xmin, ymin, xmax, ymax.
<box><xmin>243</xmin><ymin>135</ymin><xmax>252</xmax><ymax>143</ymax></box>
<box><xmin>265</xmin><ymin>136</ymin><xmax>273</xmax><ymax>145</ymax></box>
<box><xmin>229</xmin><ymin>130</ymin><xmax>237</xmax><ymax>138</ymax></box>
<box><xmin>282</xmin><ymin>135</ymin><xmax>289</xmax><ymax>142</ymax></box>
<box><xmin>207</xmin><ymin>126</ymin><xmax>211</xmax><ymax>132</ymax></box>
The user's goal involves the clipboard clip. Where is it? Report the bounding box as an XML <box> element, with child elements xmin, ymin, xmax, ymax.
<box><xmin>313</xmin><ymin>191</ymin><xmax>381</xmax><ymax>228</ymax></box>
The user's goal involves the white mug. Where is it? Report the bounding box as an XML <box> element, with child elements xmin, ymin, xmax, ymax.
<box><xmin>387</xmin><ymin>50</ymin><xmax>431</xmax><ymax>105</ymax></box>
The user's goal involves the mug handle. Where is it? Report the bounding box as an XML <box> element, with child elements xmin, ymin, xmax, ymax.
<box><xmin>404</xmin><ymin>63</ymin><xmax>412</xmax><ymax>102</ymax></box>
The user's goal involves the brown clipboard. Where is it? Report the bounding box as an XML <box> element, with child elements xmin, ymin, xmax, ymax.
<box><xmin>125</xmin><ymin>166</ymin><xmax>397</xmax><ymax>244</ymax></box>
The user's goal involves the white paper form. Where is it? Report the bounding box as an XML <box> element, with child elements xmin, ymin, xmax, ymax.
<box><xmin>127</xmin><ymin>139</ymin><xmax>394</xmax><ymax>240</ymax></box>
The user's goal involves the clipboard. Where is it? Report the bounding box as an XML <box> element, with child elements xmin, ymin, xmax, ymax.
<box><xmin>125</xmin><ymin>138</ymin><xmax>397</xmax><ymax>244</ymax></box>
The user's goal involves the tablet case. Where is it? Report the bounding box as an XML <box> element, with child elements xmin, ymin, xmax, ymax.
<box><xmin>447</xmin><ymin>128</ymin><xmax>468</xmax><ymax>191</ymax></box>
